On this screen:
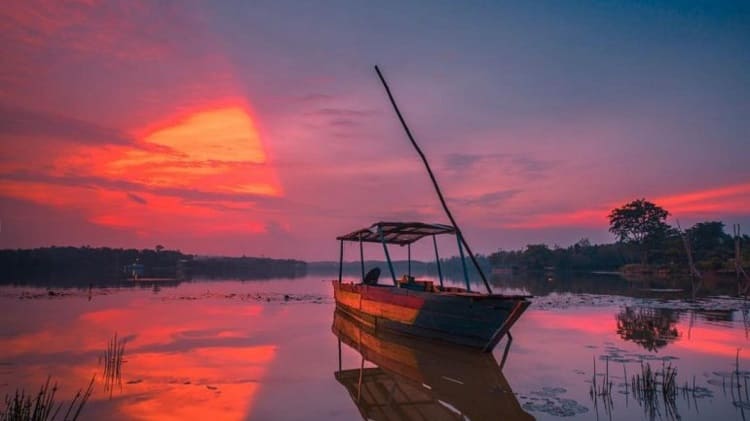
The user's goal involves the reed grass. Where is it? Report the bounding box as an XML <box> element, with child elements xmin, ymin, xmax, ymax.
<box><xmin>630</xmin><ymin>361</ymin><xmax>680</xmax><ymax>419</ymax></box>
<box><xmin>1</xmin><ymin>376</ymin><xmax>94</xmax><ymax>421</ymax></box>
<box><xmin>589</xmin><ymin>355</ymin><xmax>614</xmax><ymax>417</ymax></box>
<box><xmin>589</xmin><ymin>355</ymin><xmax>614</xmax><ymax>398</ymax></box>
<box><xmin>589</xmin><ymin>356</ymin><xmax>688</xmax><ymax>420</ymax></box>
<box><xmin>101</xmin><ymin>333</ymin><xmax>126</xmax><ymax>396</ymax></box>
<box><xmin>730</xmin><ymin>348</ymin><xmax>750</xmax><ymax>412</ymax></box>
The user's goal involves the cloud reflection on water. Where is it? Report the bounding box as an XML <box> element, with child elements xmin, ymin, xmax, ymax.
<box><xmin>2</xmin><ymin>277</ymin><xmax>750</xmax><ymax>420</ymax></box>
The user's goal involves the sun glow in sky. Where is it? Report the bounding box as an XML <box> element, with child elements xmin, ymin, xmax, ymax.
<box><xmin>0</xmin><ymin>104</ymin><xmax>280</xmax><ymax>241</ymax></box>
<box><xmin>117</xmin><ymin>106</ymin><xmax>282</xmax><ymax>197</ymax></box>
<box><xmin>0</xmin><ymin>1</ymin><xmax>748</xmax><ymax>259</ymax></box>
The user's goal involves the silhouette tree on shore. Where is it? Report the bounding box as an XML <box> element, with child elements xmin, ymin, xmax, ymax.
<box><xmin>608</xmin><ymin>199</ymin><xmax>670</xmax><ymax>265</ymax></box>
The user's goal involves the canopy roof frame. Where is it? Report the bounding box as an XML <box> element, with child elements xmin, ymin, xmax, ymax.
<box><xmin>337</xmin><ymin>222</ymin><xmax>456</xmax><ymax>246</ymax></box>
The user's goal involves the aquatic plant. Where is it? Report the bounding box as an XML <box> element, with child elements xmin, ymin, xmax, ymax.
<box><xmin>1</xmin><ymin>376</ymin><xmax>94</xmax><ymax>421</ymax></box>
<box><xmin>729</xmin><ymin>348</ymin><xmax>750</xmax><ymax>415</ymax></box>
<box><xmin>588</xmin><ymin>355</ymin><xmax>614</xmax><ymax>417</ymax></box>
<box><xmin>630</xmin><ymin>361</ymin><xmax>680</xmax><ymax>419</ymax></box>
<box><xmin>589</xmin><ymin>355</ymin><xmax>613</xmax><ymax>398</ymax></box>
<box><xmin>586</xmin><ymin>354</ymin><xmax>716</xmax><ymax>420</ymax></box>
<box><xmin>101</xmin><ymin>332</ymin><xmax>126</xmax><ymax>397</ymax></box>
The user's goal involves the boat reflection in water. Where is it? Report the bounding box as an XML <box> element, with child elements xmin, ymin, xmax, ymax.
<box><xmin>332</xmin><ymin>309</ymin><xmax>533</xmax><ymax>421</ymax></box>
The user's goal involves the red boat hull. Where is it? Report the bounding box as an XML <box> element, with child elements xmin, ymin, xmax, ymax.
<box><xmin>332</xmin><ymin>280</ymin><xmax>530</xmax><ymax>352</ymax></box>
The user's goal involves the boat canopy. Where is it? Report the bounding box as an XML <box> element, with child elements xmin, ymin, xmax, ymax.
<box><xmin>337</xmin><ymin>222</ymin><xmax>456</xmax><ymax>246</ymax></box>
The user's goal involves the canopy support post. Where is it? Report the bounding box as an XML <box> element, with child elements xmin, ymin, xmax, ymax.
<box><xmin>359</xmin><ymin>233</ymin><xmax>365</xmax><ymax>282</ymax></box>
<box><xmin>338</xmin><ymin>240</ymin><xmax>344</xmax><ymax>284</ymax></box>
<box><xmin>433</xmin><ymin>235</ymin><xmax>444</xmax><ymax>287</ymax></box>
<box><xmin>378</xmin><ymin>225</ymin><xmax>397</xmax><ymax>285</ymax></box>
<box><xmin>457</xmin><ymin>232</ymin><xmax>470</xmax><ymax>291</ymax></box>
<box><xmin>407</xmin><ymin>243</ymin><xmax>411</xmax><ymax>277</ymax></box>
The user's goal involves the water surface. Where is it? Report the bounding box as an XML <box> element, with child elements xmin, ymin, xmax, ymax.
<box><xmin>1</xmin><ymin>274</ymin><xmax>749</xmax><ymax>420</ymax></box>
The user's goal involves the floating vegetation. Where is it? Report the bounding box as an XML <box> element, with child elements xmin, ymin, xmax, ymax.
<box><xmin>15</xmin><ymin>291</ymin><xmax>75</xmax><ymax>300</ymax></box>
<box><xmin>2</xmin><ymin>289</ymin><xmax>331</xmax><ymax>304</ymax></box>
<box><xmin>520</xmin><ymin>387</ymin><xmax>589</xmax><ymax>417</ymax></box>
<box><xmin>600</xmin><ymin>343</ymin><xmax>680</xmax><ymax>365</ymax></box>
<box><xmin>101</xmin><ymin>333</ymin><xmax>126</xmax><ymax>397</ymax></box>
<box><xmin>530</xmin><ymin>293</ymin><xmax>633</xmax><ymax>310</ymax></box>
<box><xmin>1</xmin><ymin>289</ymin><xmax>112</xmax><ymax>301</ymax></box>
<box><xmin>158</xmin><ymin>291</ymin><xmax>329</xmax><ymax>304</ymax></box>
<box><xmin>531</xmin><ymin>292</ymin><xmax>750</xmax><ymax>314</ymax></box>
<box><xmin>585</xmin><ymin>350</ymin><xmax>719</xmax><ymax>421</ymax></box>
<box><xmin>1</xmin><ymin>376</ymin><xmax>94</xmax><ymax>421</ymax></box>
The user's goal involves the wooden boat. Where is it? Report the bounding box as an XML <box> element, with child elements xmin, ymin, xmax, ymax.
<box><xmin>333</xmin><ymin>222</ymin><xmax>530</xmax><ymax>352</ymax></box>
<box><xmin>333</xmin><ymin>309</ymin><xmax>533</xmax><ymax>421</ymax></box>
<box><xmin>332</xmin><ymin>67</ymin><xmax>530</xmax><ymax>352</ymax></box>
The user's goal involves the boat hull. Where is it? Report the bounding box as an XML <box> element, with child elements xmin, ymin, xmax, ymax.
<box><xmin>332</xmin><ymin>280</ymin><xmax>530</xmax><ymax>352</ymax></box>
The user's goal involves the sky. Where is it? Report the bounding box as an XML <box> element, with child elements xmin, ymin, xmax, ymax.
<box><xmin>0</xmin><ymin>0</ymin><xmax>748</xmax><ymax>260</ymax></box>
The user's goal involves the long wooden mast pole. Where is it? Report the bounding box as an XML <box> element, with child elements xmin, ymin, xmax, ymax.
<box><xmin>374</xmin><ymin>65</ymin><xmax>492</xmax><ymax>294</ymax></box>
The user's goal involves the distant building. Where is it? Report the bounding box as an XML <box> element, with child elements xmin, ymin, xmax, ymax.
<box><xmin>124</xmin><ymin>263</ymin><xmax>145</xmax><ymax>279</ymax></box>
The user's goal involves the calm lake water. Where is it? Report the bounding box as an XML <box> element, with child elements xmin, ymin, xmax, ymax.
<box><xmin>2</xmin><ymin>273</ymin><xmax>750</xmax><ymax>420</ymax></box>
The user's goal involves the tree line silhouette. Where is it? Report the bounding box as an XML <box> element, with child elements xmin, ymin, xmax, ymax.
<box><xmin>489</xmin><ymin>199</ymin><xmax>750</xmax><ymax>274</ymax></box>
<box><xmin>2</xmin><ymin>198</ymin><xmax>745</xmax><ymax>285</ymax></box>
<box><xmin>0</xmin><ymin>246</ymin><xmax>306</xmax><ymax>285</ymax></box>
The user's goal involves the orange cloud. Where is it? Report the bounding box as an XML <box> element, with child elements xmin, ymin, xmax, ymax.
<box><xmin>98</xmin><ymin>105</ymin><xmax>282</xmax><ymax>198</ymax></box>
<box><xmin>143</xmin><ymin>108</ymin><xmax>267</xmax><ymax>163</ymax></box>
<box><xmin>0</xmin><ymin>1</ymin><xmax>295</xmax><ymax>254</ymax></box>
<box><xmin>505</xmin><ymin>182</ymin><xmax>750</xmax><ymax>229</ymax></box>
<box><xmin>0</xmin><ymin>104</ymin><xmax>282</xmax><ymax>239</ymax></box>
<box><xmin>657</xmin><ymin>183</ymin><xmax>750</xmax><ymax>217</ymax></box>
<box><xmin>0</xmin><ymin>181</ymin><xmax>91</xmax><ymax>210</ymax></box>
<box><xmin>504</xmin><ymin>208</ymin><xmax>608</xmax><ymax>229</ymax></box>
<box><xmin>0</xmin><ymin>1</ymin><xmax>189</xmax><ymax>61</ymax></box>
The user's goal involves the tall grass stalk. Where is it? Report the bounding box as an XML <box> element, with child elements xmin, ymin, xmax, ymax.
<box><xmin>101</xmin><ymin>332</ymin><xmax>126</xmax><ymax>396</ymax></box>
<box><xmin>1</xmin><ymin>376</ymin><xmax>94</xmax><ymax>421</ymax></box>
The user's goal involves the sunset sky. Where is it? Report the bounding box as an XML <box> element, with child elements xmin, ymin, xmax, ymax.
<box><xmin>0</xmin><ymin>1</ymin><xmax>748</xmax><ymax>260</ymax></box>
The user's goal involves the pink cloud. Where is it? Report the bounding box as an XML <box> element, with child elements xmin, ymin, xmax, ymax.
<box><xmin>503</xmin><ymin>182</ymin><xmax>750</xmax><ymax>229</ymax></box>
